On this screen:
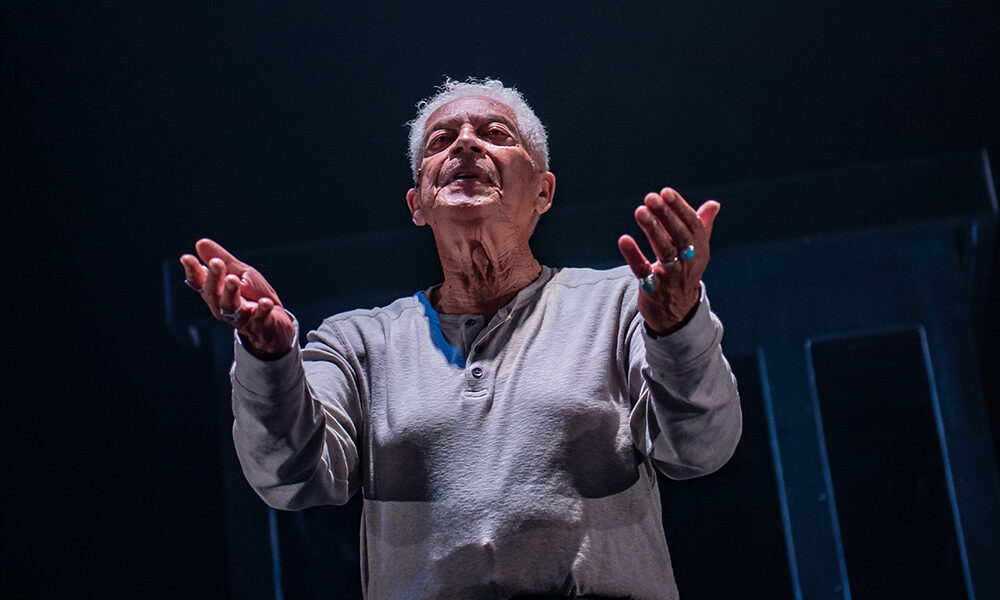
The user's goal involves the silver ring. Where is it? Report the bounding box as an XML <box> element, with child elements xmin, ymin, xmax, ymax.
<box><xmin>219</xmin><ymin>308</ymin><xmax>239</xmax><ymax>320</ymax></box>
<box><xmin>640</xmin><ymin>272</ymin><xmax>655</xmax><ymax>292</ymax></box>
<box><xmin>660</xmin><ymin>257</ymin><xmax>678</xmax><ymax>268</ymax></box>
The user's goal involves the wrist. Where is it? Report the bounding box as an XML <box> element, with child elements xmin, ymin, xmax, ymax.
<box><xmin>238</xmin><ymin>332</ymin><xmax>294</xmax><ymax>361</ymax></box>
<box><xmin>645</xmin><ymin>302</ymin><xmax>698</xmax><ymax>337</ymax></box>
<box><xmin>645</xmin><ymin>289</ymin><xmax>700</xmax><ymax>337</ymax></box>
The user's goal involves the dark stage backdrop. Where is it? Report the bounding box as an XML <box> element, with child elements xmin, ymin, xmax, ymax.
<box><xmin>6</xmin><ymin>1</ymin><xmax>999</xmax><ymax>597</ymax></box>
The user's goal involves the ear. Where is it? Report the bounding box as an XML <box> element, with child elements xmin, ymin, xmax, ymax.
<box><xmin>406</xmin><ymin>188</ymin><xmax>426</xmax><ymax>226</ymax></box>
<box><xmin>533</xmin><ymin>171</ymin><xmax>556</xmax><ymax>215</ymax></box>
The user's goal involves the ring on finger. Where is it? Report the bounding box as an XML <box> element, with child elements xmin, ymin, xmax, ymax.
<box><xmin>640</xmin><ymin>272</ymin><xmax>656</xmax><ymax>292</ymax></box>
<box><xmin>219</xmin><ymin>307</ymin><xmax>240</xmax><ymax>321</ymax></box>
<box><xmin>658</xmin><ymin>255</ymin><xmax>679</xmax><ymax>268</ymax></box>
<box><xmin>681</xmin><ymin>244</ymin><xmax>696</xmax><ymax>260</ymax></box>
<box><xmin>184</xmin><ymin>278</ymin><xmax>203</xmax><ymax>292</ymax></box>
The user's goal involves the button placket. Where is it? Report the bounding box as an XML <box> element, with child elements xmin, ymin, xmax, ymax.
<box><xmin>464</xmin><ymin>306</ymin><xmax>514</xmax><ymax>391</ymax></box>
<box><xmin>463</xmin><ymin>360</ymin><xmax>490</xmax><ymax>399</ymax></box>
<box><xmin>469</xmin><ymin>310</ymin><xmax>511</xmax><ymax>358</ymax></box>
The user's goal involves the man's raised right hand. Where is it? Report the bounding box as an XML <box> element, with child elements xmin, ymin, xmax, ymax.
<box><xmin>180</xmin><ymin>238</ymin><xmax>296</xmax><ymax>360</ymax></box>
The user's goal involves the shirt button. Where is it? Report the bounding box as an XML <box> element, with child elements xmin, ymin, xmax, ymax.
<box><xmin>464</xmin><ymin>319</ymin><xmax>476</xmax><ymax>327</ymax></box>
<box><xmin>471</xmin><ymin>366</ymin><xmax>484</xmax><ymax>378</ymax></box>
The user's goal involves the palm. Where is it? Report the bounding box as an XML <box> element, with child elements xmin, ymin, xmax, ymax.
<box><xmin>180</xmin><ymin>238</ymin><xmax>295</xmax><ymax>359</ymax></box>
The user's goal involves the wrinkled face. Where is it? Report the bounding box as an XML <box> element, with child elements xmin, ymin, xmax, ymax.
<box><xmin>406</xmin><ymin>96</ymin><xmax>553</xmax><ymax>233</ymax></box>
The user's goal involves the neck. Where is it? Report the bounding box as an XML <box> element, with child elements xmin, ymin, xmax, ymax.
<box><xmin>430</xmin><ymin>224</ymin><xmax>540</xmax><ymax>318</ymax></box>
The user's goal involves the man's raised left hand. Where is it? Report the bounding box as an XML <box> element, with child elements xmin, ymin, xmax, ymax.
<box><xmin>618</xmin><ymin>187</ymin><xmax>719</xmax><ymax>335</ymax></box>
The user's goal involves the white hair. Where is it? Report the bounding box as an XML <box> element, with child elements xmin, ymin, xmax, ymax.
<box><xmin>407</xmin><ymin>77</ymin><xmax>549</xmax><ymax>180</ymax></box>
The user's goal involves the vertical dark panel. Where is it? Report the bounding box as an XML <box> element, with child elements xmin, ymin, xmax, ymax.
<box><xmin>277</xmin><ymin>499</ymin><xmax>364</xmax><ymax>600</ymax></box>
<box><xmin>211</xmin><ymin>329</ymin><xmax>276</xmax><ymax>600</ymax></box>
<box><xmin>659</xmin><ymin>353</ymin><xmax>795</xmax><ymax>600</ymax></box>
<box><xmin>810</xmin><ymin>330</ymin><xmax>968</xmax><ymax>599</ymax></box>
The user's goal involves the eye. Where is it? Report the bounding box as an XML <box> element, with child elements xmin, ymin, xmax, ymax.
<box><xmin>483</xmin><ymin>125</ymin><xmax>514</xmax><ymax>143</ymax></box>
<box><xmin>426</xmin><ymin>132</ymin><xmax>454</xmax><ymax>152</ymax></box>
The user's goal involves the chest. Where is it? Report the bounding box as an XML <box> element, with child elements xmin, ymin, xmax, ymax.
<box><xmin>362</xmin><ymin>301</ymin><xmax>638</xmax><ymax>501</ymax></box>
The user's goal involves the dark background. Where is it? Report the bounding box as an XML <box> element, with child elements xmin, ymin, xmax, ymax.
<box><xmin>5</xmin><ymin>1</ymin><xmax>998</xmax><ymax>597</ymax></box>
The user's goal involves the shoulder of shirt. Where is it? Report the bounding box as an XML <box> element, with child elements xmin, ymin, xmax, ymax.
<box><xmin>310</xmin><ymin>266</ymin><xmax>638</xmax><ymax>329</ymax></box>
<box><xmin>547</xmin><ymin>264</ymin><xmax>636</xmax><ymax>290</ymax></box>
<box><xmin>316</xmin><ymin>294</ymin><xmax>426</xmax><ymax>330</ymax></box>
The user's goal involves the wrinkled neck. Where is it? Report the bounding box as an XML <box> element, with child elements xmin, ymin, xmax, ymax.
<box><xmin>430</xmin><ymin>225</ymin><xmax>540</xmax><ymax>318</ymax></box>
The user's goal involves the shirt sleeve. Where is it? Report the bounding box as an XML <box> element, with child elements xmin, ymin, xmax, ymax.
<box><xmin>230</xmin><ymin>314</ymin><xmax>363</xmax><ymax>509</ymax></box>
<box><xmin>627</xmin><ymin>283</ymin><xmax>743</xmax><ymax>479</ymax></box>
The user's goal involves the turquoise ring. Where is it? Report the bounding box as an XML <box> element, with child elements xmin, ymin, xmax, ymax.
<box><xmin>682</xmin><ymin>245</ymin><xmax>696</xmax><ymax>260</ymax></box>
<box><xmin>640</xmin><ymin>273</ymin><xmax>656</xmax><ymax>292</ymax></box>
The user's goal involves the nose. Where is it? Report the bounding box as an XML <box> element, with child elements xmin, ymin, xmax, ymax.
<box><xmin>450</xmin><ymin>124</ymin><xmax>483</xmax><ymax>156</ymax></box>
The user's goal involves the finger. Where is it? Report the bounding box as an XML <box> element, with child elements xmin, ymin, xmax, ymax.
<box><xmin>635</xmin><ymin>202</ymin><xmax>678</xmax><ymax>263</ymax></box>
<box><xmin>179</xmin><ymin>254</ymin><xmax>208</xmax><ymax>290</ymax></box>
<box><xmin>219</xmin><ymin>274</ymin><xmax>242</xmax><ymax>311</ymax></box>
<box><xmin>661</xmin><ymin>188</ymin><xmax>703</xmax><ymax>234</ymax></box>
<box><xmin>618</xmin><ymin>234</ymin><xmax>652</xmax><ymax>277</ymax></box>
<box><xmin>646</xmin><ymin>192</ymin><xmax>694</xmax><ymax>247</ymax></box>
<box><xmin>195</xmin><ymin>238</ymin><xmax>244</xmax><ymax>274</ymax></box>
<box><xmin>204</xmin><ymin>257</ymin><xmax>227</xmax><ymax>302</ymax></box>
<box><xmin>218</xmin><ymin>275</ymin><xmax>251</xmax><ymax>325</ymax></box>
<box><xmin>246</xmin><ymin>297</ymin><xmax>276</xmax><ymax>332</ymax></box>
<box><xmin>253</xmin><ymin>297</ymin><xmax>276</xmax><ymax>321</ymax></box>
<box><xmin>696</xmin><ymin>200</ymin><xmax>721</xmax><ymax>235</ymax></box>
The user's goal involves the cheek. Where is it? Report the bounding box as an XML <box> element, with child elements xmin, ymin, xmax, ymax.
<box><xmin>505</xmin><ymin>168</ymin><xmax>538</xmax><ymax>195</ymax></box>
<box><xmin>421</xmin><ymin>169</ymin><xmax>444</xmax><ymax>196</ymax></box>
<box><xmin>495</xmin><ymin>155</ymin><xmax>529</xmax><ymax>182</ymax></box>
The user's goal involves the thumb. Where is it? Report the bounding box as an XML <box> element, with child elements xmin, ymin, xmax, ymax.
<box><xmin>240</xmin><ymin>268</ymin><xmax>283</xmax><ymax>306</ymax></box>
<box><xmin>697</xmin><ymin>200</ymin><xmax>720</xmax><ymax>234</ymax></box>
<box><xmin>195</xmin><ymin>238</ymin><xmax>244</xmax><ymax>271</ymax></box>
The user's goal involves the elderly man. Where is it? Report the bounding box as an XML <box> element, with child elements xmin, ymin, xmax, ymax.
<box><xmin>181</xmin><ymin>78</ymin><xmax>741</xmax><ymax>599</ymax></box>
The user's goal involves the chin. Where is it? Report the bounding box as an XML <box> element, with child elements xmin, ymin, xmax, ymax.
<box><xmin>436</xmin><ymin>188</ymin><xmax>499</xmax><ymax>209</ymax></box>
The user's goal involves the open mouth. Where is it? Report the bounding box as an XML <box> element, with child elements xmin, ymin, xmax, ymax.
<box><xmin>442</xmin><ymin>163</ymin><xmax>493</xmax><ymax>186</ymax></box>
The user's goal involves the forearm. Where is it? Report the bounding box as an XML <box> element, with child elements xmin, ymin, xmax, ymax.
<box><xmin>231</xmin><ymin>328</ymin><xmax>360</xmax><ymax>509</ymax></box>
<box><xmin>629</xmin><ymin>285</ymin><xmax>742</xmax><ymax>479</ymax></box>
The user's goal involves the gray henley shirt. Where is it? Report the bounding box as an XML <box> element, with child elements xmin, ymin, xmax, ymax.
<box><xmin>230</xmin><ymin>265</ymin><xmax>742</xmax><ymax>599</ymax></box>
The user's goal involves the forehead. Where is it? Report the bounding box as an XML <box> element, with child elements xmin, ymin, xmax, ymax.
<box><xmin>424</xmin><ymin>96</ymin><xmax>519</xmax><ymax>134</ymax></box>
